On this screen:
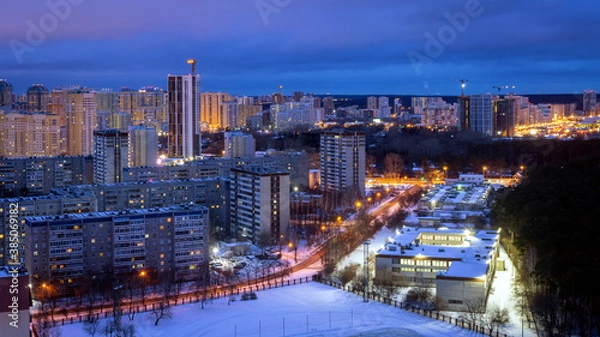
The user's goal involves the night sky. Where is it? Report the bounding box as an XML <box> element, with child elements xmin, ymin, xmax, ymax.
<box><xmin>1</xmin><ymin>0</ymin><xmax>599</xmax><ymax>96</ymax></box>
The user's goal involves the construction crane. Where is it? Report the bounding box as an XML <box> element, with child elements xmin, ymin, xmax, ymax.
<box><xmin>187</xmin><ymin>59</ymin><xmax>197</xmax><ymax>75</ymax></box>
<box><xmin>459</xmin><ymin>79</ymin><xmax>469</xmax><ymax>96</ymax></box>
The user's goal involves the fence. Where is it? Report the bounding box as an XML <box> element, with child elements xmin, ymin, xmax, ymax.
<box><xmin>315</xmin><ymin>277</ymin><xmax>513</xmax><ymax>337</ymax></box>
<box><xmin>230</xmin><ymin>308</ymin><xmax>359</xmax><ymax>337</ymax></box>
<box><xmin>36</xmin><ymin>276</ymin><xmax>313</xmax><ymax>329</ymax></box>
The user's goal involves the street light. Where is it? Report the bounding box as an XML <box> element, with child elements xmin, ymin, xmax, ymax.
<box><xmin>355</xmin><ymin>201</ymin><xmax>362</xmax><ymax>209</ymax></box>
<box><xmin>139</xmin><ymin>270</ymin><xmax>147</xmax><ymax>307</ymax></box>
<box><xmin>288</xmin><ymin>242</ymin><xmax>297</xmax><ymax>262</ymax></box>
<box><xmin>482</xmin><ymin>166</ymin><xmax>488</xmax><ymax>179</ymax></box>
<box><xmin>443</xmin><ymin>166</ymin><xmax>448</xmax><ymax>180</ymax></box>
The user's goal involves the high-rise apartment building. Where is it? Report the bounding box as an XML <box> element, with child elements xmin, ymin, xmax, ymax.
<box><xmin>128</xmin><ymin>125</ymin><xmax>157</xmax><ymax>167</ymax></box>
<box><xmin>94</xmin><ymin>129</ymin><xmax>128</xmax><ymax>184</ymax></box>
<box><xmin>494</xmin><ymin>98</ymin><xmax>516</xmax><ymax>137</ymax></box>
<box><xmin>224</xmin><ymin>131</ymin><xmax>256</xmax><ymax>158</ymax></box>
<box><xmin>25</xmin><ymin>205</ymin><xmax>209</xmax><ymax>284</ymax></box>
<box><xmin>367</xmin><ymin>96</ymin><xmax>378</xmax><ymax>110</ymax></box>
<box><xmin>221</xmin><ymin>101</ymin><xmax>240</xmax><ymax>129</ymax></box>
<box><xmin>26</xmin><ymin>84</ymin><xmax>49</xmax><ymax>112</ymax></box>
<box><xmin>377</xmin><ymin>96</ymin><xmax>391</xmax><ymax>118</ymax></box>
<box><xmin>0</xmin><ymin>79</ymin><xmax>12</xmax><ymax>107</ymax></box>
<box><xmin>0</xmin><ymin>177</ymin><xmax>227</xmax><ymax>266</ymax></box>
<box><xmin>109</xmin><ymin>111</ymin><xmax>132</xmax><ymax>130</ymax></box>
<box><xmin>0</xmin><ymin>156</ymin><xmax>92</xmax><ymax>199</ymax></box>
<box><xmin>118</xmin><ymin>86</ymin><xmax>167</xmax><ymax>131</ymax></box>
<box><xmin>320</xmin><ymin>130</ymin><xmax>366</xmax><ymax>197</ymax></box>
<box><xmin>65</xmin><ymin>89</ymin><xmax>97</xmax><ymax>155</ymax></box>
<box><xmin>95</xmin><ymin>90</ymin><xmax>119</xmax><ymax>114</ymax></box>
<box><xmin>393</xmin><ymin>98</ymin><xmax>403</xmax><ymax>117</ymax></box>
<box><xmin>469</xmin><ymin>94</ymin><xmax>494</xmax><ymax>136</ymax></box>
<box><xmin>230</xmin><ymin>166</ymin><xmax>289</xmax><ymax>244</ymax></box>
<box><xmin>583</xmin><ymin>90</ymin><xmax>597</xmax><ymax>115</ymax></box>
<box><xmin>0</xmin><ymin>110</ymin><xmax>61</xmax><ymax>157</ymax></box>
<box><xmin>168</xmin><ymin>74</ymin><xmax>201</xmax><ymax>159</ymax></box>
<box><xmin>322</xmin><ymin>97</ymin><xmax>335</xmax><ymax>116</ymax></box>
<box><xmin>200</xmin><ymin>92</ymin><xmax>232</xmax><ymax>130</ymax></box>
<box><xmin>293</xmin><ymin>91</ymin><xmax>304</xmax><ymax>102</ymax></box>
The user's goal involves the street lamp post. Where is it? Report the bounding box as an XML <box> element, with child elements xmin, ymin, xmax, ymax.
<box><xmin>139</xmin><ymin>271</ymin><xmax>146</xmax><ymax>307</ymax></box>
<box><xmin>483</xmin><ymin>166</ymin><xmax>488</xmax><ymax>179</ymax></box>
<box><xmin>40</xmin><ymin>283</ymin><xmax>48</xmax><ymax>313</ymax></box>
<box><xmin>363</xmin><ymin>241</ymin><xmax>370</xmax><ymax>302</ymax></box>
<box><xmin>288</xmin><ymin>242</ymin><xmax>297</xmax><ymax>262</ymax></box>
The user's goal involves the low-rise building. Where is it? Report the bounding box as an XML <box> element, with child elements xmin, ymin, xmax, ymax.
<box><xmin>375</xmin><ymin>226</ymin><xmax>500</xmax><ymax>311</ymax></box>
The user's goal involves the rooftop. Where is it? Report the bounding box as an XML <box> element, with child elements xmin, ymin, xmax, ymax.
<box><xmin>377</xmin><ymin>226</ymin><xmax>500</xmax><ymax>277</ymax></box>
<box><xmin>25</xmin><ymin>204</ymin><xmax>207</xmax><ymax>223</ymax></box>
<box><xmin>438</xmin><ymin>261</ymin><xmax>489</xmax><ymax>279</ymax></box>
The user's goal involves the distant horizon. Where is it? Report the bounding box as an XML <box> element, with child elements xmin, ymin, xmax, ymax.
<box><xmin>1</xmin><ymin>78</ymin><xmax>595</xmax><ymax>99</ymax></box>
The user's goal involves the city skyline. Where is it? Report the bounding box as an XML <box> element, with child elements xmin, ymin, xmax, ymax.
<box><xmin>1</xmin><ymin>0</ymin><xmax>599</xmax><ymax>96</ymax></box>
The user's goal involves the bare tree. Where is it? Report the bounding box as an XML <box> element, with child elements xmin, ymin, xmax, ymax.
<box><xmin>278</xmin><ymin>260</ymin><xmax>290</xmax><ymax>283</ymax></box>
<box><xmin>431</xmin><ymin>295</ymin><xmax>448</xmax><ymax>314</ymax></box>
<box><xmin>220</xmin><ymin>264</ymin><xmax>238</xmax><ymax>305</ymax></box>
<box><xmin>405</xmin><ymin>286</ymin><xmax>433</xmax><ymax>309</ymax></box>
<box><xmin>193</xmin><ymin>261</ymin><xmax>210</xmax><ymax>309</ymax></box>
<box><xmin>458</xmin><ymin>297</ymin><xmax>487</xmax><ymax>327</ymax></box>
<box><xmin>152</xmin><ymin>277</ymin><xmax>173</xmax><ymax>326</ymax></box>
<box><xmin>83</xmin><ymin>319</ymin><xmax>100</xmax><ymax>337</ymax></box>
<box><xmin>101</xmin><ymin>321</ymin><xmax>115</xmax><ymax>337</ymax></box>
<box><xmin>482</xmin><ymin>304</ymin><xmax>510</xmax><ymax>335</ymax></box>
<box><xmin>336</xmin><ymin>263</ymin><xmax>360</xmax><ymax>286</ymax></box>
<box><xmin>384</xmin><ymin>153</ymin><xmax>404</xmax><ymax>179</ymax></box>
<box><xmin>258</xmin><ymin>231</ymin><xmax>272</xmax><ymax>256</ymax></box>
<box><xmin>366</xmin><ymin>154</ymin><xmax>377</xmax><ymax>177</ymax></box>
<box><xmin>33</xmin><ymin>316</ymin><xmax>61</xmax><ymax>337</ymax></box>
<box><xmin>372</xmin><ymin>271</ymin><xmax>402</xmax><ymax>304</ymax></box>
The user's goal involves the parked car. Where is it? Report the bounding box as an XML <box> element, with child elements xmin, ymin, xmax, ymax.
<box><xmin>241</xmin><ymin>292</ymin><xmax>258</xmax><ymax>301</ymax></box>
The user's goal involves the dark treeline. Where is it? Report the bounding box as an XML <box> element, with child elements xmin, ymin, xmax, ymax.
<box><xmin>257</xmin><ymin>126</ymin><xmax>600</xmax><ymax>177</ymax></box>
<box><xmin>494</xmin><ymin>140</ymin><xmax>600</xmax><ymax>336</ymax></box>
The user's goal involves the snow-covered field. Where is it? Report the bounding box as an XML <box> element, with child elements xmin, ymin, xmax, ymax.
<box><xmin>59</xmin><ymin>282</ymin><xmax>486</xmax><ymax>337</ymax></box>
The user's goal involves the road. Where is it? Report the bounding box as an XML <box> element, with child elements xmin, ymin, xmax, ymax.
<box><xmin>32</xmin><ymin>185</ymin><xmax>421</xmax><ymax>323</ymax></box>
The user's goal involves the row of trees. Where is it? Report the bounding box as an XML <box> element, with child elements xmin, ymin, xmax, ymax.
<box><xmin>494</xmin><ymin>140</ymin><xmax>600</xmax><ymax>336</ymax></box>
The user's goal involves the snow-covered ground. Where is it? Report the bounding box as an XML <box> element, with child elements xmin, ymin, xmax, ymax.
<box><xmin>59</xmin><ymin>282</ymin><xmax>487</xmax><ymax>337</ymax></box>
<box><xmin>483</xmin><ymin>245</ymin><xmax>536</xmax><ymax>337</ymax></box>
<box><xmin>333</xmin><ymin>206</ymin><xmax>537</xmax><ymax>337</ymax></box>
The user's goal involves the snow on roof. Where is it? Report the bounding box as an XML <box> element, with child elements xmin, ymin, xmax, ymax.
<box><xmin>377</xmin><ymin>226</ymin><xmax>500</xmax><ymax>276</ymax></box>
<box><xmin>439</xmin><ymin>261</ymin><xmax>489</xmax><ymax>279</ymax></box>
